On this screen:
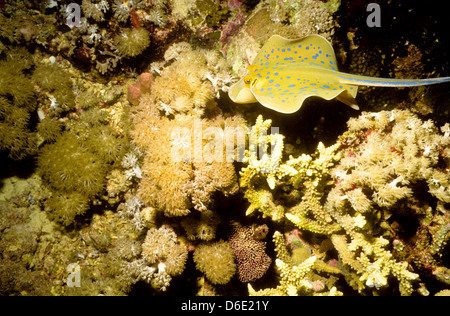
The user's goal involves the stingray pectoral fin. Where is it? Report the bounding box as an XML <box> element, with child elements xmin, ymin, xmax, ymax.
<box><xmin>228</xmin><ymin>79</ymin><xmax>258</xmax><ymax>104</ymax></box>
<box><xmin>335</xmin><ymin>89</ymin><xmax>359</xmax><ymax>110</ymax></box>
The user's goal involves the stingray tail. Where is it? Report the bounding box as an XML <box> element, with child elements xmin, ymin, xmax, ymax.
<box><xmin>336</xmin><ymin>73</ymin><xmax>450</xmax><ymax>87</ymax></box>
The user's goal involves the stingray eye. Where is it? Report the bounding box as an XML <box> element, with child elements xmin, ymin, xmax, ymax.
<box><xmin>244</xmin><ymin>76</ymin><xmax>252</xmax><ymax>85</ymax></box>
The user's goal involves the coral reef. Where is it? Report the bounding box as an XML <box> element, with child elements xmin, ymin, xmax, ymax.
<box><xmin>1</xmin><ymin>0</ymin><xmax>450</xmax><ymax>298</ymax></box>
<box><xmin>241</xmin><ymin>110</ymin><xmax>450</xmax><ymax>295</ymax></box>
<box><xmin>249</xmin><ymin>231</ymin><xmax>342</xmax><ymax>296</ymax></box>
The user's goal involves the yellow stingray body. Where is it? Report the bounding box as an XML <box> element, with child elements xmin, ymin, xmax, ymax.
<box><xmin>229</xmin><ymin>35</ymin><xmax>450</xmax><ymax>113</ymax></box>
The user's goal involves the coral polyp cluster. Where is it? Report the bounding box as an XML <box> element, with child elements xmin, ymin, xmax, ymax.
<box><xmin>114</xmin><ymin>28</ymin><xmax>150</xmax><ymax>57</ymax></box>
<box><xmin>1</xmin><ymin>0</ymin><xmax>450</xmax><ymax>298</ymax></box>
<box><xmin>193</xmin><ymin>240</ymin><xmax>236</xmax><ymax>285</ymax></box>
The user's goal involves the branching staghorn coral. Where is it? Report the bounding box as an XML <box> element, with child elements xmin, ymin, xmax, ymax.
<box><xmin>0</xmin><ymin>50</ymin><xmax>37</xmax><ymax>160</ymax></box>
<box><xmin>241</xmin><ymin>110</ymin><xmax>450</xmax><ymax>295</ymax></box>
<box><xmin>249</xmin><ymin>231</ymin><xmax>342</xmax><ymax>296</ymax></box>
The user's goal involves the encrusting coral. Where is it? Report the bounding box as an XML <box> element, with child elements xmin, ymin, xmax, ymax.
<box><xmin>229</xmin><ymin>223</ymin><xmax>272</xmax><ymax>283</ymax></box>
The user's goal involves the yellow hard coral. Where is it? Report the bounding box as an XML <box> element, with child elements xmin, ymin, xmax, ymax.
<box><xmin>240</xmin><ymin>110</ymin><xmax>449</xmax><ymax>295</ymax></box>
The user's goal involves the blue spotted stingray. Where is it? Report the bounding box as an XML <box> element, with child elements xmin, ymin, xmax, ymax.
<box><xmin>229</xmin><ymin>35</ymin><xmax>450</xmax><ymax>113</ymax></box>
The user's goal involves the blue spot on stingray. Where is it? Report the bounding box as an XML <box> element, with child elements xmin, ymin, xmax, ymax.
<box><xmin>288</xmin><ymin>84</ymin><xmax>296</xmax><ymax>88</ymax></box>
<box><xmin>284</xmin><ymin>57</ymin><xmax>293</xmax><ymax>61</ymax></box>
<box><xmin>339</xmin><ymin>85</ymin><xmax>343</xmax><ymax>88</ymax></box>
<box><xmin>294</xmin><ymin>51</ymin><xmax>297</xmax><ymax>54</ymax></box>
<box><xmin>271</xmin><ymin>49</ymin><xmax>274</xmax><ymax>53</ymax></box>
<box><xmin>281</xmin><ymin>49</ymin><xmax>285</xmax><ymax>52</ymax></box>
<box><xmin>260</xmin><ymin>88</ymin><xmax>264</xmax><ymax>91</ymax></box>
<box><xmin>298</xmin><ymin>44</ymin><xmax>302</xmax><ymax>48</ymax></box>
<box><xmin>312</xmin><ymin>55</ymin><xmax>318</xmax><ymax>60</ymax></box>
<box><xmin>323</xmin><ymin>85</ymin><xmax>330</xmax><ymax>89</ymax></box>
<box><xmin>275</xmin><ymin>84</ymin><xmax>280</xmax><ymax>87</ymax></box>
<box><xmin>287</xmin><ymin>48</ymin><xmax>291</xmax><ymax>51</ymax></box>
<box><xmin>276</xmin><ymin>55</ymin><xmax>279</xmax><ymax>58</ymax></box>
<box><xmin>266</xmin><ymin>76</ymin><xmax>269</xmax><ymax>79</ymax></box>
<box><xmin>269</xmin><ymin>79</ymin><xmax>274</xmax><ymax>83</ymax></box>
<box><xmin>267</xmin><ymin>88</ymin><xmax>272</xmax><ymax>91</ymax></box>
<box><xmin>274</xmin><ymin>72</ymin><xmax>279</xmax><ymax>76</ymax></box>
<box><xmin>286</xmin><ymin>76</ymin><xmax>291</xmax><ymax>79</ymax></box>
<box><xmin>305</xmin><ymin>47</ymin><xmax>309</xmax><ymax>50</ymax></box>
<box><xmin>311</xmin><ymin>83</ymin><xmax>316</xmax><ymax>86</ymax></box>
<box><xmin>257</xmin><ymin>73</ymin><xmax>262</xmax><ymax>78</ymax></box>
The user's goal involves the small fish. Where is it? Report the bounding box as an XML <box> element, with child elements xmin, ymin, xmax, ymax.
<box><xmin>229</xmin><ymin>34</ymin><xmax>450</xmax><ymax>113</ymax></box>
